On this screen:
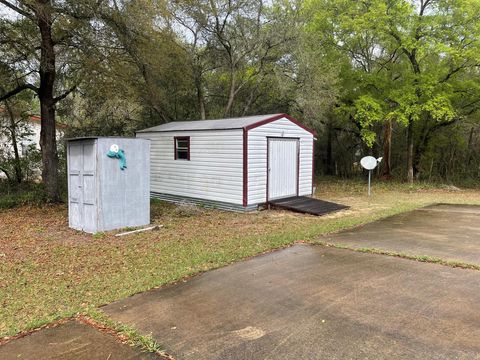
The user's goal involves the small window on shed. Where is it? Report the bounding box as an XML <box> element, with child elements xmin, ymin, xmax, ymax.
<box><xmin>175</xmin><ymin>137</ymin><xmax>190</xmax><ymax>160</ymax></box>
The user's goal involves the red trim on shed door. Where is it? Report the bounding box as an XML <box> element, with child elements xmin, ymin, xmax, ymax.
<box><xmin>242</xmin><ymin>129</ymin><xmax>248</xmax><ymax>207</ymax></box>
<box><xmin>266</xmin><ymin>137</ymin><xmax>300</xmax><ymax>203</ymax></box>
<box><xmin>312</xmin><ymin>138</ymin><xmax>315</xmax><ymax>195</ymax></box>
<box><xmin>266</xmin><ymin>139</ymin><xmax>269</xmax><ymax>202</ymax></box>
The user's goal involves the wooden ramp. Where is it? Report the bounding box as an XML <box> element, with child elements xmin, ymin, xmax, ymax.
<box><xmin>269</xmin><ymin>196</ymin><xmax>349</xmax><ymax>216</ymax></box>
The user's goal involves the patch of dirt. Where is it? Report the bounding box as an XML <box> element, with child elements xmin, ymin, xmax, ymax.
<box><xmin>170</xmin><ymin>203</ymin><xmax>206</xmax><ymax>218</ymax></box>
<box><xmin>0</xmin><ymin>205</ymin><xmax>95</xmax><ymax>261</ymax></box>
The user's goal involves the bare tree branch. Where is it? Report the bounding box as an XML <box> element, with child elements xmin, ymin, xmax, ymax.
<box><xmin>53</xmin><ymin>85</ymin><xmax>76</xmax><ymax>103</ymax></box>
<box><xmin>0</xmin><ymin>0</ymin><xmax>34</xmax><ymax>20</ymax></box>
<box><xmin>0</xmin><ymin>83</ymin><xmax>38</xmax><ymax>102</ymax></box>
<box><xmin>0</xmin><ymin>166</ymin><xmax>12</xmax><ymax>182</ymax></box>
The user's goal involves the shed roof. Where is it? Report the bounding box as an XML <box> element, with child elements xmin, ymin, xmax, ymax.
<box><xmin>136</xmin><ymin>113</ymin><xmax>315</xmax><ymax>135</ymax></box>
<box><xmin>66</xmin><ymin>136</ymin><xmax>141</xmax><ymax>141</ymax></box>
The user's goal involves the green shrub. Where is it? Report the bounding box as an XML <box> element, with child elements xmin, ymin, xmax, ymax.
<box><xmin>0</xmin><ymin>182</ymin><xmax>48</xmax><ymax>209</ymax></box>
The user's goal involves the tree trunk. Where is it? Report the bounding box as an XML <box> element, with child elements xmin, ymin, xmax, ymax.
<box><xmin>5</xmin><ymin>101</ymin><xmax>23</xmax><ymax>183</ymax></box>
<box><xmin>325</xmin><ymin>122</ymin><xmax>334</xmax><ymax>175</ymax></box>
<box><xmin>413</xmin><ymin>146</ymin><xmax>422</xmax><ymax>180</ymax></box>
<box><xmin>224</xmin><ymin>68</ymin><xmax>236</xmax><ymax>117</ymax></box>
<box><xmin>406</xmin><ymin>118</ymin><xmax>414</xmax><ymax>183</ymax></box>
<box><xmin>242</xmin><ymin>84</ymin><xmax>259</xmax><ymax>116</ymax></box>
<box><xmin>466</xmin><ymin>126</ymin><xmax>475</xmax><ymax>168</ymax></box>
<box><xmin>382</xmin><ymin>119</ymin><xmax>392</xmax><ymax>179</ymax></box>
<box><xmin>0</xmin><ymin>166</ymin><xmax>12</xmax><ymax>182</ymax></box>
<box><xmin>37</xmin><ymin>1</ymin><xmax>60</xmax><ymax>202</ymax></box>
<box><xmin>195</xmin><ymin>75</ymin><xmax>206</xmax><ymax>120</ymax></box>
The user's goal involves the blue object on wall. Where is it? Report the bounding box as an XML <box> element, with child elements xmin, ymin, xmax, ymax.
<box><xmin>107</xmin><ymin>148</ymin><xmax>127</xmax><ymax>170</ymax></box>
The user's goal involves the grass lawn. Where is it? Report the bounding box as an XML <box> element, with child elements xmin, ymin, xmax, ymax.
<box><xmin>1</xmin><ymin>178</ymin><xmax>480</xmax><ymax>342</ymax></box>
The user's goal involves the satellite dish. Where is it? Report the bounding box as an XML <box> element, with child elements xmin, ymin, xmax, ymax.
<box><xmin>360</xmin><ymin>156</ymin><xmax>378</xmax><ymax>170</ymax></box>
<box><xmin>359</xmin><ymin>156</ymin><xmax>383</xmax><ymax>196</ymax></box>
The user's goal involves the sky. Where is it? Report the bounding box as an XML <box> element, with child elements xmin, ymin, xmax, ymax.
<box><xmin>0</xmin><ymin>2</ymin><xmax>26</xmax><ymax>20</ymax></box>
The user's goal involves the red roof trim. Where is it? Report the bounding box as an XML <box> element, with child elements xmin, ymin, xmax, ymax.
<box><xmin>27</xmin><ymin>116</ymin><xmax>68</xmax><ymax>129</ymax></box>
<box><xmin>243</xmin><ymin>113</ymin><xmax>316</xmax><ymax>136</ymax></box>
<box><xmin>0</xmin><ymin>108</ymin><xmax>67</xmax><ymax>129</ymax></box>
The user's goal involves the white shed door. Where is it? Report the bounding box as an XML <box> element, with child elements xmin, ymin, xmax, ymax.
<box><xmin>268</xmin><ymin>138</ymin><xmax>298</xmax><ymax>200</ymax></box>
<box><xmin>68</xmin><ymin>142</ymin><xmax>96</xmax><ymax>232</ymax></box>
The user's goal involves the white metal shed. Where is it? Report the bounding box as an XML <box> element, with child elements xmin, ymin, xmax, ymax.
<box><xmin>136</xmin><ymin>114</ymin><xmax>315</xmax><ymax>211</ymax></box>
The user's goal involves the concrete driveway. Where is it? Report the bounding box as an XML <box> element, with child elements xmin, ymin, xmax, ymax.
<box><xmin>103</xmin><ymin>244</ymin><xmax>480</xmax><ymax>359</ymax></box>
<box><xmin>322</xmin><ymin>204</ymin><xmax>480</xmax><ymax>265</ymax></box>
<box><xmin>0</xmin><ymin>321</ymin><xmax>160</xmax><ymax>360</ymax></box>
<box><xmin>4</xmin><ymin>204</ymin><xmax>480</xmax><ymax>359</ymax></box>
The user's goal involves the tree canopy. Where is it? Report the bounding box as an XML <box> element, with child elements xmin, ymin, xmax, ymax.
<box><xmin>1</xmin><ymin>0</ymin><xmax>480</xmax><ymax>195</ymax></box>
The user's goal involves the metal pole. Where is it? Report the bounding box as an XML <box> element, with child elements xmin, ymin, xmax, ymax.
<box><xmin>368</xmin><ymin>170</ymin><xmax>371</xmax><ymax>196</ymax></box>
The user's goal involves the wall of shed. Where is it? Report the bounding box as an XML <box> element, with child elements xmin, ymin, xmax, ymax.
<box><xmin>67</xmin><ymin>137</ymin><xmax>150</xmax><ymax>233</ymax></box>
<box><xmin>97</xmin><ymin>138</ymin><xmax>150</xmax><ymax>231</ymax></box>
<box><xmin>247</xmin><ymin>118</ymin><xmax>313</xmax><ymax>205</ymax></box>
<box><xmin>136</xmin><ymin>130</ymin><xmax>244</xmax><ymax>205</ymax></box>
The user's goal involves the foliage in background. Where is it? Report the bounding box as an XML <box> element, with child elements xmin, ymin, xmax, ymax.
<box><xmin>1</xmin><ymin>0</ymin><xmax>480</xmax><ymax>188</ymax></box>
<box><xmin>0</xmin><ymin>95</ymin><xmax>41</xmax><ymax>183</ymax></box>
<box><xmin>305</xmin><ymin>0</ymin><xmax>480</xmax><ymax>181</ymax></box>
<box><xmin>0</xmin><ymin>182</ymin><xmax>46</xmax><ymax>209</ymax></box>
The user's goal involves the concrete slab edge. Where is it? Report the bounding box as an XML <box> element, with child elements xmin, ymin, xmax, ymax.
<box><xmin>0</xmin><ymin>315</ymin><xmax>174</xmax><ymax>360</ymax></box>
<box><xmin>313</xmin><ymin>241</ymin><xmax>480</xmax><ymax>271</ymax></box>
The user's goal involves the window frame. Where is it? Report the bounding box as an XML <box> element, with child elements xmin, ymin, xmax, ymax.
<box><xmin>174</xmin><ymin>136</ymin><xmax>190</xmax><ymax>161</ymax></box>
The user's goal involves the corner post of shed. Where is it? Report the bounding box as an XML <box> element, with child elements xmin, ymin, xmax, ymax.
<box><xmin>242</xmin><ymin>127</ymin><xmax>248</xmax><ymax>208</ymax></box>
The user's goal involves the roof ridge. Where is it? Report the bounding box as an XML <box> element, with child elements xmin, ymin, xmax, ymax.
<box><xmin>137</xmin><ymin>113</ymin><xmax>287</xmax><ymax>133</ymax></box>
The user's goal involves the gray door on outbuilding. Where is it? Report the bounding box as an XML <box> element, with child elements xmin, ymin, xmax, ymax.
<box><xmin>68</xmin><ymin>140</ymin><xmax>97</xmax><ymax>233</ymax></box>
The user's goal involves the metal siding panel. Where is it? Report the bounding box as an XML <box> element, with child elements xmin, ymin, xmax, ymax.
<box><xmin>82</xmin><ymin>204</ymin><xmax>96</xmax><ymax>233</ymax></box>
<box><xmin>82</xmin><ymin>174</ymin><xmax>95</xmax><ymax>204</ymax></box>
<box><xmin>150</xmin><ymin>192</ymin><xmax>258</xmax><ymax>212</ymax></box>
<box><xmin>68</xmin><ymin>144</ymin><xmax>82</xmax><ymax>230</ymax></box>
<box><xmin>83</xmin><ymin>144</ymin><xmax>96</xmax><ymax>172</ymax></box>
<box><xmin>299</xmin><ymin>139</ymin><xmax>313</xmax><ymax>196</ymax></box>
<box><xmin>69</xmin><ymin>174</ymin><xmax>81</xmax><ymax>202</ymax></box>
<box><xmin>137</xmin><ymin>130</ymin><xmax>244</xmax><ymax>204</ymax></box>
<box><xmin>69</xmin><ymin>145</ymin><xmax>82</xmax><ymax>171</ymax></box>
<box><xmin>97</xmin><ymin>138</ymin><xmax>150</xmax><ymax>232</ymax></box>
<box><xmin>69</xmin><ymin>202</ymin><xmax>81</xmax><ymax>229</ymax></box>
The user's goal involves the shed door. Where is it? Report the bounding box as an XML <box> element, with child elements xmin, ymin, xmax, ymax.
<box><xmin>68</xmin><ymin>142</ymin><xmax>96</xmax><ymax>232</ymax></box>
<box><xmin>268</xmin><ymin>138</ymin><xmax>298</xmax><ymax>200</ymax></box>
